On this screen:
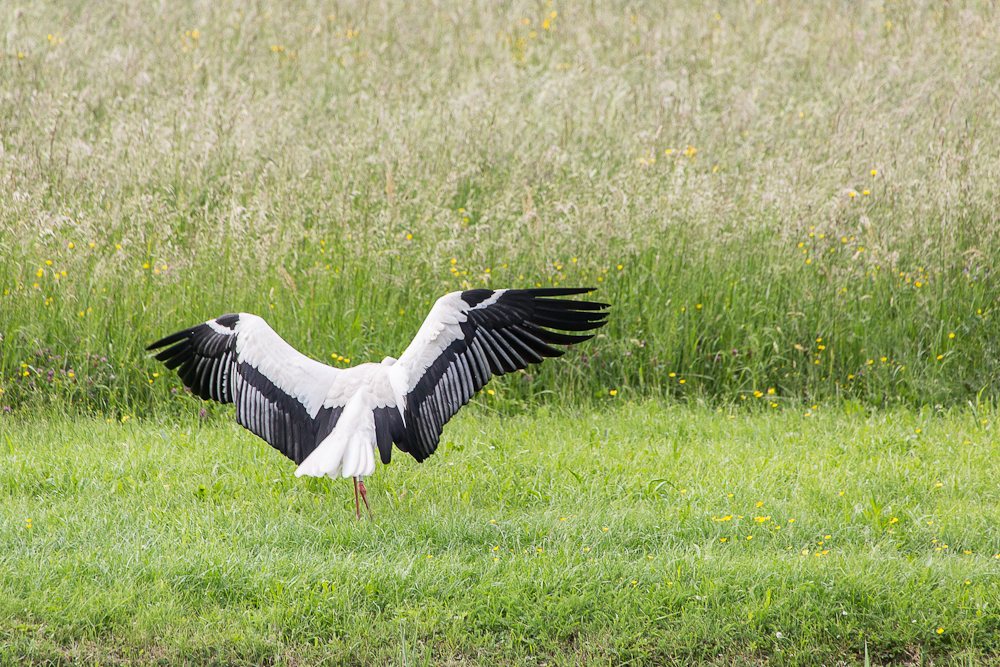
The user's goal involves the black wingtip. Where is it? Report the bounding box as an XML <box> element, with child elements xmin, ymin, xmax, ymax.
<box><xmin>523</xmin><ymin>289</ymin><xmax>610</xmax><ymax>311</ymax></box>
<box><xmin>146</xmin><ymin>328</ymin><xmax>195</xmax><ymax>351</ymax></box>
<box><xmin>523</xmin><ymin>287</ymin><xmax>597</xmax><ymax>298</ymax></box>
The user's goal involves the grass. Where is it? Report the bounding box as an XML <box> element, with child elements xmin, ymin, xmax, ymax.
<box><xmin>2</xmin><ymin>0</ymin><xmax>1000</xmax><ymax>413</ymax></box>
<box><xmin>3</xmin><ymin>403</ymin><xmax>1000</xmax><ymax>665</ymax></box>
<box><xmin>3</xmin><ymin>1</ymin><xmax>1000</xmax><ymax>663</ymax></box>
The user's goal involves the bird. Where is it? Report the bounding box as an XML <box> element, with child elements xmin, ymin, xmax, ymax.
<box><xmin>146</xmin><ymin>287</ymin><xmax>609</xmax><ymax>517</ymax></box>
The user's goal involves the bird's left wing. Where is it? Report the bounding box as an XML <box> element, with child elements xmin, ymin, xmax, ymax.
<box><xmin>389</xmin><ymin>288</ymin><xmax>609</xmax><ymax>463</ymax></box>
<box><xmin>147</xmin><ymin>313</ymin><xmax>344</xmax><ymax>464</ymax></box>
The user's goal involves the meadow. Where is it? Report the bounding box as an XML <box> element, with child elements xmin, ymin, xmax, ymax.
<box><xmin>3</xmin><ymin>405</ymin><xmax>1000</xmax><ymax>665</ymax></box>
<box><xmin>2</xmin><ymin>0</ymin><xmax>1000</xmax><ymax>663</ymax></box>
<box><xmin>2</xmin><ymin>0</ymin><xmax>999</xmax><ymax>412</ymax></box>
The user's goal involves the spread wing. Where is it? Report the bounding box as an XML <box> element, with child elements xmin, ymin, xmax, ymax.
<box><xmin>388</xmin><ymin>288</ymin><xmax>609</xmax><ymax>463</ymax></box>
<box><xmin>146</xmin><ymin>313</ymin><xmax>344</xmax><ymax>464</ymax></box>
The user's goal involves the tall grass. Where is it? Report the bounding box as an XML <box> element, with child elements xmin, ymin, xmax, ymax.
<box><xmin>2</xmin><ymin>0</ymin><xmax>999</xmax><ymax>416</ymax></box>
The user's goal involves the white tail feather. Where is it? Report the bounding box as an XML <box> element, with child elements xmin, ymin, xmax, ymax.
<box><xmin>295</xmin><ymin>398</ymin><xmax>376</xmax><ymax>479</ymax></box>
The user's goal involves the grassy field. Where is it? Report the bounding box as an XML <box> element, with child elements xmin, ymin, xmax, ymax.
<box><xmin>2</xmin><ymin>0</ymin><xmax>1000</xmax><ymax>412</ymax></box>
<box><xmin>3</xmin><ymin>403</ymin><xmax>1000</xmax><ymax>665</ymax></box>
<box><xmin>4</xmin><ymin>0</ymin><xmax>1000</xmax><ymax>664</ymax></box>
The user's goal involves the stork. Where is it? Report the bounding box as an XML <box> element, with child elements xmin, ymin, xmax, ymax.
<box><xmin>147</xmin><ymin>288</ymin><xmax>609</xmax><ymax>517</ymax></box>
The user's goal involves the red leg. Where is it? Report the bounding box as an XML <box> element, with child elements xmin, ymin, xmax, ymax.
<box><xmin>353</xmin><ymin>477</ymin><xmax>361</xmax><ymax>519</ymax></box>
<box><xmin>358</xmin><ymin>477</ymin><xmax>372</xmax><ymax>519</ymax></box>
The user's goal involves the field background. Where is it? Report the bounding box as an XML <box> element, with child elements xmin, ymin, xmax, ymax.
<box><xmin>2</xmin><ymin>0</ymin><xmax>999</xmax><ymax>412</ymax></box>
<box><xmin>2</xmin><ymin>0</ymin><xmax>1000</xmax><ymax>664</ymax></box>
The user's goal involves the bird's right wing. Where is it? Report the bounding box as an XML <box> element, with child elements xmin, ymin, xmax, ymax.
<box><xmin>147</xmin><ymin>313</ymin><xmax>344</xmax><ymax>464</ymax></box>
<box><xmin>390</xmin><ymin>288</ymin><xmax>609</xmax><ymax>463</ymax></box>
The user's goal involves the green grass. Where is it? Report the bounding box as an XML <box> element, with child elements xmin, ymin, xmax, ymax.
<box><xmin>3</xmin><ymin>403</ymin><xmax>1000</xmax><ymax>665</ymax></box>
<box><xmin>2</xmin><ymin>0</ymin><xmax>1000</xmax><ymax>414</ymax></box>
<box><xmin>4</xmin><ymin>2</ymin><xmax>1000</xmax><ymax>664</ymax></box>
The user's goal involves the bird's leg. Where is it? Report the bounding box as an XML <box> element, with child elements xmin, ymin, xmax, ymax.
<box><xmin>357</xmin><ymin>476</ymin><xmax>372</xmax><ymax>519</ymax></box>
<box><xmin>353</xmin><ymin>477</ymin><xmax>361</xmax><ymax>519</ymax></box>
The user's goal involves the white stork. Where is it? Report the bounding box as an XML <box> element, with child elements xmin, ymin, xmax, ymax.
<box><xmin>147</xmin><ymin>288</ymin><xmax>609</xmax><ymax>517</ymax></box>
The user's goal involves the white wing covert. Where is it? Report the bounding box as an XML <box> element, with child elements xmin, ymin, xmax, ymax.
<box><xmin>389</xmin><ymin>288</ymin><xmax>609</xmax><ymax>463</ymax></box>
<box><xmin>147</xmin><ymin>313</ymin><xmax>344</xmax><ymax>464</ymax></box>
